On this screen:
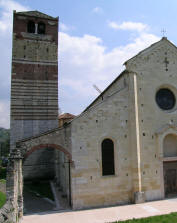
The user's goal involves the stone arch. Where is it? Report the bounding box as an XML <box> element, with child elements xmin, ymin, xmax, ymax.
<box><xmin>163</xmin><ymin>134</ymin><xmax>177</xmax><ymax>157</ymax></box>
<box><xmin>23</xmin><ymin>143</ymin><xmax>72</xmax><ymax>162</ymax></box>
<box><xmin>22</xmin><ymin>143</ymin><xmax>73</xmax><ymax>211</ymax></box>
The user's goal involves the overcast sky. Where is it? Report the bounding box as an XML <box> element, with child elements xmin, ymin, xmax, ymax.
<box><xmin>1</xmin><ymin>0</ymin><xmax>177</xmax><ymax>128</ymax></box>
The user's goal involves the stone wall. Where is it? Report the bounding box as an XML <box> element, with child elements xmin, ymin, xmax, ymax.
<box><xmin>19</xmin><ymin>126</ymin><xmax>72</xmax><ymax>159</ymax></box>
<box><xmin>10</xmin><ymin>11</ymin><xmax>59</xmax><ymax>179</ymax></box>
<box><xmin>11</xmin><ymin>120</ymin><xmax>58</xmax><ymax>149</ymax></box>
<box><xmin>71</xmin><ymin>73</ymin><xmax>132</xmax><ymax>209</ymax></box>
<box><xmin>125</xmin><ymin>38</ymin><xmax>177</xmax><ymax>201</ymax></box>
<box><xmin>55</xmin><ymin>150</ymin><xmax>70</xmax><ymax>200</ymax></box>
<box><xmin>11</xmin><ymin>11</ymin><xmax>59</xmax><ymax>148</ymax></box>
<box><xmin>18</xmin><ymin>125</ymin><xmax>72</xmax><ymax>204</ymax></box>
<box><xmin>70</xmin><ymin>38</ymin><xmax>177</xmax><ymax>209</ymax></box>
<box><xmin>0</xmin><ymin>201</ymin><xmax>16</xmax><ymax>223</ymax></box>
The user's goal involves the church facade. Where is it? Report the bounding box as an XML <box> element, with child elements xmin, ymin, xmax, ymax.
<box><xmin>11</xmin><ymin>11</ymin><xmax>177</xmax><ymax>210</ymax></box>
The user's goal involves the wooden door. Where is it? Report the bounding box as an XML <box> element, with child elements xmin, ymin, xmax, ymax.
<box><xmin>164</xmin><ymin>169</ymin><xmax>177</xmax><ymax>196</ymax></box>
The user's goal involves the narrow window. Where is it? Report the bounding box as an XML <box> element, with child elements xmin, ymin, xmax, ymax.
<box><xmin>27</xmin><ymin>21</ymin><xmax>35</xmax><ymax>33</ymax></box>
<box><xmin>38</xmin><ymin>22</ymin><xmax>46</xmax><ymax>34</ymax></box>
<box><xmin>102</xmin><ymin>139</ymin><xmax>115</xmax><ymax>176</ymax></box>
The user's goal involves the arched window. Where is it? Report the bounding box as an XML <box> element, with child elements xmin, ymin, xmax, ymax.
<box><xmin>27</xmin><ymin>21</ymin><xmax>35</xmax><ymax>33</ymax></box>
<box><xmin>101</xmin><ymin>139</ymin><xmax>115</xmax><ymax>176</ymax></box>
<box><xmin>163</xmin><ymin>134</ymin><xmax>177</xmax><ymax>157</ymax></box>
<box><xmin>38</xmin><ymin>22</ymin><xmax>46</xmax><ymax>34</ymax></box>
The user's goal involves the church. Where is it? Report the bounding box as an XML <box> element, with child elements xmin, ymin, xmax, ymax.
<box><xmin>10</xmin><ymin>10</ymin><xmax>177</xmax><ymax>210</ymax></box>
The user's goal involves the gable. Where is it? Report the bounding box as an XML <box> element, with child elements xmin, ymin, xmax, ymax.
<box><xmin>83</xmin><ymin>38</ymin><xmax>177</xmax><ymax>113</ymax></box>
<box><xmin>125</xmin><ymin>37</ymin><xmax>177</xmax><ymax>72</ymax></box>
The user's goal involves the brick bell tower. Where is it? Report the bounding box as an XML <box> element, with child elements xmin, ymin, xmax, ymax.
<box><xmin>10</xmin><ymin>11</ymin><xmax>59</xmax><ymax>149</ymax></box>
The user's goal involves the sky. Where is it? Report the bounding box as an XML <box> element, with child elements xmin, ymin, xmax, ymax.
<box><xmin>0</xmin><ymin>0</ymin><xmax>177</xmax><ymax>128</ymax></box>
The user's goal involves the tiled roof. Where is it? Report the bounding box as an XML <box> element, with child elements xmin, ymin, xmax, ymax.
<box><xmin>15</xmin><ymin>10</ymin><xmax>58</xmax><ymax>20</ymax></box>
<box><xmin>59</xmin><ymin>113</ymin><xmax>76</xmax><ymax>119</ymax></box>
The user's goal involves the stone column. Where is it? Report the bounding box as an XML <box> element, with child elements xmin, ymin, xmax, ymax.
<box><xmin>129</xmin><ymin>73</ymin><xmax>145</xmax><ymax>203</ymax></box>
<box><xmin>6</xmin><ymin>149</ymin><xmax>23</xmax><ymax>222</ymax></box>
<box><xmin>35</xmin><ymin>23</ymin><xmax>38</xmax><ymax>34</ymax></box>
<box><xmin>17</xmin><ymin>157</ymin><xmax>23</xmax><ymax>218</ymax></box>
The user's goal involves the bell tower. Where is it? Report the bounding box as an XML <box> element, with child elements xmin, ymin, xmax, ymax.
<box><xmin>10</xmin><ymin>10</ymin><xmax>59</xmax><ymax>149</ymax></box>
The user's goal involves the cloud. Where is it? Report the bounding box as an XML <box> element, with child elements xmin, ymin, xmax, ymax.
<box><xmin>108</xmin><ymin>21</ymin><xmax>149</xmax><ymax>32</ymax></box>
<box><xmin>60</xmin><ymin>23</ymin><xmax>69</xmax><ymax>32</ymax></box>
<box><xmin>0</xmin><ymin>0</ymin><xmax>160</xmax><ymax>128</ymax></box>
<box><xmin>0</xmin><ymin>101</ymin><xmax>10</xmax><ymax>129</ymax></box>
<box><xmin>60</xmin><ymin>23</ymin><xmax>75</xmax><ymax>32</ymax></box>
<box><xmin>92</xmin><ymin>7</ymin><xmax>103</xmax><ymax>14</ymax></box>
<box><xmin>0</xmin><ymin>0</ymin><xmax>30</xmax><ymax>128</ymax></box>
<box><xmin>0</xmin><ymin>0</ymin><xmax>30</xmax><ymax>33</ymax></box>
<box><xmin>59</xmin><ymin>31</ymin><xmax>160</xmax><ymax>114</ymax></box>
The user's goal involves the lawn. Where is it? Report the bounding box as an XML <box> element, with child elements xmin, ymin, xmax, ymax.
<box><xmin>24</xmin><ymin>181</ymin><xmax>54</xmax><ymax>201</ymax></box>
<box><xmin>0</xmin><ymin>191</ymin><xmax>6</xmax><ymax>208</ymax></box>
<box><xmin>113</xmin><ymin>212</ymin><xmax>177</xmax><ymax>223</ymax></box>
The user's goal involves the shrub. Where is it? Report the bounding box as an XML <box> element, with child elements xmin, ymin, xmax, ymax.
<box><xmin>0</xmin><ymin>167</ymin><xmax>6</xmax><ymax>179</ymax></box>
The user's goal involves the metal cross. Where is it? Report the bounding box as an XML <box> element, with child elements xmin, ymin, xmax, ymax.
<box><xmin>161</xmin><ymin>29</ymin><xmax>166</xmax><ymax>37</ymax></box>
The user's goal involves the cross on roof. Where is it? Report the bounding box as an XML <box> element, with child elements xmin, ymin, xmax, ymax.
<box><xmin>161</xmin><ymin>29</ymin><xmax>166</xmax><ymax>37</ymax></box>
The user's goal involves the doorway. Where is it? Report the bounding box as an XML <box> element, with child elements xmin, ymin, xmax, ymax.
<box><xmin>163</xmin><ymin>162</ymin><xmax>177</xmax><ymax>197</ymax></box>
<box><xmin>163</xmin><ymin>134</ymin><xmax>177</xmax><ymax>198</ymax></box>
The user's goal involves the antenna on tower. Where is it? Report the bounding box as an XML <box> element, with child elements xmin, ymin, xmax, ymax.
<box><xmin>93</xmin><ymin>84</ymin><xmax>103</xmax><ymax>100</ymax></box>
<box><xmin>93</xmin><ymin>84</ymin><xmax>102</xmax><ymax>94</ymax></box>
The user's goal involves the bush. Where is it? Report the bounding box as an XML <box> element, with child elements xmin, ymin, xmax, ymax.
<box><xmin>0</xmin><ymin>167</ymin><xmax>6</xmax><ymax>179</ymax></box>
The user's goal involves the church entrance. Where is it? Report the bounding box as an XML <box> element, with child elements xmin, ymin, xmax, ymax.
<box><xmin>163</xmin><ymin>134</ymin><xmax>177</xmax><ymax>198</ymax></box>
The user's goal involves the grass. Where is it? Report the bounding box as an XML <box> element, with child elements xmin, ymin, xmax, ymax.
<box><xmin>0</xmin><ymin>191</ymin><xmax>6</xmax><ymax>208</ymax></box>
<box><xmin>113</xmin><ymin>212</ymin><xmax>177</xmax><ymax>223</ymax></box>
<box><xmin>24</xmin><ymin>181</ymin><xmax>54</xmax><ymax>201</ymax></box>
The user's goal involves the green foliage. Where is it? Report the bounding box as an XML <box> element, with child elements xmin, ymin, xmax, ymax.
<box><xmin>24</xmin><ymin>181</ymin><xmax>54</xmax><ymax>201</ymax></box>
<box><xmin>114</xmin><ymin>212</ymin><xmax>177</xmax><ymax>223</ymax></box>
<box><xmin>0</xmin><ymin>179</ymin><xmax>6</xmax><ymax>184</ymax></box>
<box><xmin>0</xmin><ymin>191</ymin><xmax>6</xmax><ymax>208</ymax></box>
<box><xmin>0</xmin><ymin>167</ymin><xmax>6</xmax><ymax>179</ymax></box>
<box><xmin>0</xmin><ymin>128</ymin><xmax>9</xmax><ymax>141</ymax></box>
